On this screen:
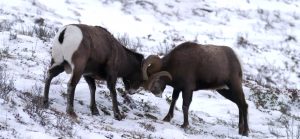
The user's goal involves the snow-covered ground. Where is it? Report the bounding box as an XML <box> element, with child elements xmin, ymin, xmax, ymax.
<box><xmin>0</xmin><ymin>0</ymin><xmax>299</xmax><ymax>138</ymax></box>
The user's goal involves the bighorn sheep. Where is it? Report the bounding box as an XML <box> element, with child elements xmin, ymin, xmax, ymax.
<box><xmin>43</xmin><ymin>24</ymin><xmax>158</xmax><ymax>120</ymax></box>
<box><xmin>143</xmin><ymin>42</ymin><xmax>249</xmax><ymax>136</ymax></box>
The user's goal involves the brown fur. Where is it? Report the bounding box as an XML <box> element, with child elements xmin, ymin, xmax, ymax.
<box><xmin>147</xmin><ymin>42</ymin><xmax>249</xmax><ymax>136</ymax></box>
<box><xmin>43</xmin><ymin>24</ymin><xmax>144</xmax><ymax>120</ymax></box>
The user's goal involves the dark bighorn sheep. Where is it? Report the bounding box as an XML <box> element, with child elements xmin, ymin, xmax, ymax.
<box><xmin>143</xmin><ymin>42</ymin><xmax>249</xmax><ymax>136</ymax></box>
<box><xmin>43</xmin><ymin>24</ymin><xmax>161</xmax><ymax>120</ymax></box>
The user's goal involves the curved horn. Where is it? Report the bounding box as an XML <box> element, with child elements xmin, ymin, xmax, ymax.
<box><xmin>143</xmin><ymin>71</ymin><xmax>172</xmax><ymax>90</ymax></box>
<box><xmin>142</xmin><ymin>55</ymin><xmax>162</xmax><ymax>80</ymax></box>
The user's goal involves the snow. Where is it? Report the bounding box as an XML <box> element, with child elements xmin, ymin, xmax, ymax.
<box><xmin>0</xmin><ymin>0</ymin><xmax>300</xmax><ymax>138</ymax></box>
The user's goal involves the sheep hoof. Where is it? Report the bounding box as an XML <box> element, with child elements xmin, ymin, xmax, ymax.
<box><xmin>239</xmin><ymin>131</ymin><xmax>249</xmax><ymax>136</ymax></box>
<box><xmin>242</xmin><ymin>132</ymin><xmax>249</xmax><ymax>137</ymax></box>
<box><xmin>67</xmin><ymin>111</ymin><xmax>77</xmax><ymax>118</ymax></box>
<box><xmin>162</xmin><ymin>115</ymin><xmax>172</xmax><ymax>122</ymax></box>
<box><xmin>239</xmin><ymin>128</ymin><xmax>249</xmax><ymax>136</ymax></box>
<box><xmin>92</xmin><ymin>110</ymin><xmax>100</xmax><ymax>115</ymax></box>
<box><xmin>43</xmin><ymin>100</ymin><xmax>49</xmax><ymax>108</ymax></box>
<box><xmin>66</xmin><ymin>106</ymin><xmax>77</xmax><ymax>118</ymax></box>
<box><xmin>114</xmin><ymin>113</ymin><xmax>124</xmax><ymax>120</ymax></box>
<box><xmin>180</xmin><ymin>123</ymin><xmax>189</xmax><ymax>128</ymax></box>
<box><xmin>91</xmin><ymin>108</ymin><xmax>100</xmax><ymax>116</ymax></box>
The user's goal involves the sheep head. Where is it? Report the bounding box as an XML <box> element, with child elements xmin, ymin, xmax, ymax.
<box><xmin>142</xmin><ymin>55</ymin><xmax>172</xmax><ymax>97</ymax></box>
<box><xmin>123</xmin><ymin>71</ymin><xmax>145</xmax><ymax>92</ymax></box>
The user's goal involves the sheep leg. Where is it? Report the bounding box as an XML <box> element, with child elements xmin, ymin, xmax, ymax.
<box><xmin>217</xmin><ymin>89</ymin><xmax>244</xmax><ymax>135</ymax></box>
<box><xmin>43</xmin><ymin>63</ymin><xmax>64</xmax><ymax>108</ymax></box>
<box><xmin>181</xmin><ymin>89</ymin><xmax>193</xmax><ymax>128</ymax></box>
<box><xmin>107</xmin><ymin>75</ymin><xmax>124</xmax><ymax>120</ymax></box>
<box><xmin>163</xmin><ymin>88</ymin><xmax>180</xmax><ymax>122</ymax></box>
<box><xmin>242</xmin><ymin>103</ymin><xmax>249</xmax><ymax>136</ymax></box>
<box><xmin>217</xmin><ymin>84</ymin><xmax>249</xmax><ymax>136</ymax></box>
<box><xmin>84</xmin><ymin>76</ymin><xmax>100</xmax><ymax>115</ymax></box>
<box><xmin>230</xmin><ymin>80</ymin><xmax>249</xmax><ymax>136</ymax></box>
<box><xmin>66</xmin><ymin>65</ymin><xmax>84</xmax><ymax>118</ymax></box>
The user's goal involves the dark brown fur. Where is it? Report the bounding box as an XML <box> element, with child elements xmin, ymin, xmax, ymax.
<box><xmin>148</xmin><ymin>42</ymin><xmax>249</xmax><ymax>136</ymax></box>
<box><xmin>43</xmin><ymin>24</ymin><xmax>144</xmax><ymax>120</ymax></box>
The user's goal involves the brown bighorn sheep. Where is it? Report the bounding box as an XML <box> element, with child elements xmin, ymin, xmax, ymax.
<box><xmin>143</xmin><ymin>42</ymin><xmax>249</xmax><ymax>136</ymax></box>
<box><xmin>43</xmin><ymin>24</ymin><xmax>160</xmax><ymax>120</ymax></box>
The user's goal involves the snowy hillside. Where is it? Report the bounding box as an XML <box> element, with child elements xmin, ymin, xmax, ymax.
<box><xmin>0</xmin><ymin>0</ymin><xmax>299</xmax><ymax>138</ymax></box>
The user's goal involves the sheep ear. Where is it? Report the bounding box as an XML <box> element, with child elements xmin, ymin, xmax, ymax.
<box><xmin>143</xmin><ymin>71</ymin><xmax>172</xmax><ymax>90</ymax></box>
<box><xmin>142</xmin><ymin>55</ymin><xmax>162</xmax><ymax>80</ymax></box>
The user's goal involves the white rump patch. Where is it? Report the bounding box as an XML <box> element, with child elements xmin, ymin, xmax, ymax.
<box><xmin>51</xmin><ymin>25</ymin><xmax>83</xmax><ymax>74</ymax></box>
